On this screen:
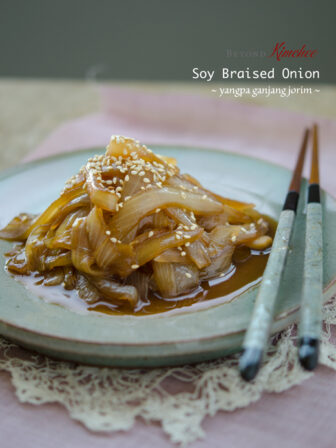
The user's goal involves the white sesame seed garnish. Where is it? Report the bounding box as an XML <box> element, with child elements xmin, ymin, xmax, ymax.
<box><xmin>219</xmin><ymin>273</ymin><xmax>225</xmax><ymax>277</ymax></box>
<box><xmin>185</xmin><ymin>235</ymin><xmax>191</xmax><ymax>239</ymax></box>
<box><xmin>202</xmin><ymin>194</ymin><xmax>207</xmax><ymax>200</ymax></box>
<box><xmin>124</xmin><ymin>196</ymin><xmax>131</xmax><ymax>201</ymax></box>
<box><xmin>155</xmin><ymin>208</ymin><xmax>161</xmax><ymax>213</ymax></box>
<box><xmin>185</xmin><ymin>272</ymin><xmax>192</xmax><ymax>278</ymax></box>
<box><xmin>105</xmin><ymin>230</ymin><xmax>111</xmax><ymax>236</ymax></box>
<box><xmin>148</xmin><ymin>231</ymin><xmax>154</xmax><ymax>237</ymax></box>
<box><xmin>181</xmin><ymin>251</ymin><xmax>186</xmax><ymax>256</ymax></box>
<box><xmin>231</xmin><ymin>235</ymin><xmax>237</xmax><ymax>242</ymax></box>
<box><xmin>124</xmin><ymin>175</ymin><xmax>130</xmax><ymax>182</ymax></box>
<box><xmin>131</xmin><ymin>264</ymin><xmax>139</xmax><ymax>269</ymax></box>
<box><xmin>175</xmin><ymin>234</ymin><xmax>181</xmax><ymax>240</ymax></box>
<box><xmin>143</xmin><ymin>178</ymin><xmax>150</xmax><ymax>183</ymax></box>
<box><xmin>185</xmin><ymin>242</ymin><xmax>190</xmax><ymax>247</ymax></box>
<box><xmin>110</xmin><ymin>237</ymin><xmax>117</xmax><ymax>243</ymax></box>
<box><xmin>139</xmin><ymin>171</ymin><xmax>145</xmax><ymax>176</ymax></box>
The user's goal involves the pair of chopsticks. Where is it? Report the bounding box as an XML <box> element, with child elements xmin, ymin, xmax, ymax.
<box><xmin>239</xmin><ymin>125</ymin><xmax>323</xmax><ymax>381</ymax></box>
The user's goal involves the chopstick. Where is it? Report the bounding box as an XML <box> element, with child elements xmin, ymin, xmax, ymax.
<box><xmin>299</xmin><ymin>124</ymin><xmax>323</xmax><ymax>370</ymax></box>
<box><xmin>239</xmin><ymin>129</ymin><xmax>310</xmax><ymax>381</ymax></box>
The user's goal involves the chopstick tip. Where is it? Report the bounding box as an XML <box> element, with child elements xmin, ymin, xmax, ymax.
<box><xmin>299</xmin><ymin>337</ymin><xmax>319</xmax><ymax>371</ymax></box>
<box><xmin>239</xmin><ymin>347</ymin><xmax>262</xmax><ymax>381</ymax></box>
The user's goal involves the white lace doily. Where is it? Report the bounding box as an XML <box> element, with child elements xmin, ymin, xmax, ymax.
<box><xmin>1</xmin><ymin>299</ymin><xmax>336</xmax><ymax>446</ymax></box>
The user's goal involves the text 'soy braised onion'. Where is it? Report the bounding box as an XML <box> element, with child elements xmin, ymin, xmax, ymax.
<box><xmin>0</xmin><ymin>136</ymin><xmax>273</xmax><ymax>313</ymax></box>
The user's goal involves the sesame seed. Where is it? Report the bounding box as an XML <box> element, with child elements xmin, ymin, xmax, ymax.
<box><xmin>155</xmin><ymin>208</ymin><xmax>161</xmax><ymax>213</ymax></box>
<box><xmin>124</xmin><ymin>196</ymin><xmax>131</xmax><ymax>201</ymax></box>
<box><xmin>105</xmin><ymin>230</ymin><xmax>111</xmax><ymax>236</ymax></box>
<box><xmin>148</xmin><ymin>231</ymin><xmax>154</xmax><ymax>237</ymax></box>
<box><xmin>141</xmin><ymin>186</ymin><xmax>146</xmax><ymax>190</ymax></box>
<box><xmin>110</xmin><ymin>237</ymin><xmax>117</xmax><ymax>243</ymax></box>
<box><xmin>185</xmin><ymin>235</ymin><xmax>191</xmax><ymax>239</ymax></box>
<box><xmin>143</xmin><ymin>178</ymin><xmax>150</xmax><ymax>183</ymax></box>
<box><xmin>185</xmin><ymin>242</ymin><xmax>190</xmax><ymax>247</ymax></box>
<box><xmin>131</xmin><ymin>170</ymin><xmax>137</xmax><ymax>175</ymax></box>
<box><xmin>202</xmin><ymin>194</ymin><xmax>207</xmax><ymax>200</ymax></box>
<box><xmin>181</xmin><ymin>251</ymin><xmax>186</xmax><ymax>256</ymax></box>
<box><xmin>231</xmin><ymin>235</ymin><xmax>237</xmax><ymax>242</ymax></box>
<box><xmin>185</xmin><ymin>272</ymin><xmax>192</xmax><ymax>278</ymax></box>
<box><xmin>219</xmin><ymin>273</ymin><xmax>225</xmax><ymax>277</ymax></box>
<box><xmin>106</xmin><ymin>180</ymin><xmax>113</xmax><ymax>185</ymax></box>
<box><xmin>190</xmin><ymin>224</ymin><xmax>197</xmax><ymax>230</ymax></box>
<box><xmin>175</xmin><ymin>234</ymin><xmax>181</xmax><ymax>240</ymax></box>
<box><xmin>124</xmin><ymin>175</ymin><xmax>130</xmax><ymax>182</ymax></box>
<box><xmin>131</xmin><ymin>264</ymin><xmax>139</xmax><ymax>270</ymax></box>
<box><xmin>139</xmin><ymin>171</ymin><xmax>145</xmax><ymax>176</ymax></box>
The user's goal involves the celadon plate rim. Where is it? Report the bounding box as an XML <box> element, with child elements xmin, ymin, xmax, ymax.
<box><xmin>0</xmin><ymin>145</ymin><xmax>335</xmax><ymax>367</ymax></box>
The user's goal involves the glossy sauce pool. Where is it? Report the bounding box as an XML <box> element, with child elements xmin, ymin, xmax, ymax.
<box><xmin>16</xmin><ymin>216</ymin><xmax>277</xmax><ymax>316</ymax></box>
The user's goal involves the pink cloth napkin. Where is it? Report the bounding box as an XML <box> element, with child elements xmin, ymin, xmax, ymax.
<box><xmin>27</xmin><ymin>85</ymin><xmax>336</xmax><ymax>194</ymax></box>
<box><xmin>3</xmin><ymin>86</ymin><xmax>336</xmax><ymax>448</ymax></box>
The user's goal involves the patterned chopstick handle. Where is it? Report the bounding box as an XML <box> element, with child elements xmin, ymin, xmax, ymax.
<box><xmin>243</xmin><ymin>209</ymin><xmax>295</xmax><ymax>351</ymax></box>
<box><xmin>299</xmin><ymin>202</ymin><xmax>323</xmax><ymax>341</ymax></box>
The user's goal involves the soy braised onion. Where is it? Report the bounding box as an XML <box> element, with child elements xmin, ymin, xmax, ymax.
<box><xmin>0</xmin><ymin>135</ymin><xmax>274</xmax><ymax>310</ymax></box>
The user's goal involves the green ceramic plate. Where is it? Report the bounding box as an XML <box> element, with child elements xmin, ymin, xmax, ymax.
<box><xmin>0</xmin><ymin>146</ymin><xmax>335</xmax><ymax>367</ymax></box>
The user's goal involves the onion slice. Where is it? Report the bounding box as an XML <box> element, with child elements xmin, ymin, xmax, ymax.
<box><xmin>85</xmin><ymin>167</ymin><xmax>118</xmax><ymax>212</ymax></box>
<box><xmin>153</xmin><ymin>262</ymin><xmax>199</xmax><ymax>297</ymax></box>
<box><xmin>71</xmin><ymin>217</ymin><xmax>100</xmax><ymax>276</ymax></box>
<box><xmin>91</xmin><ymin>278</ymin><xmax>139</xmax><ymax>308</ymax></box>
<box><xmin>109</xmin><ymin>187</ymin><xmax>223</xmax><ymax>240</ymax></box>
<box><xmin>133</xmin><ymin>228</ymin><xmax>202</xmax><ymax>266</ymax></box>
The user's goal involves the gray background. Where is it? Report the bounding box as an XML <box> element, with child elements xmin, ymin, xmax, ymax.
<box><xmin>0</xmin><ymin>0</ymin><xmax>334</xmax><ymax>83</ymax></box>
